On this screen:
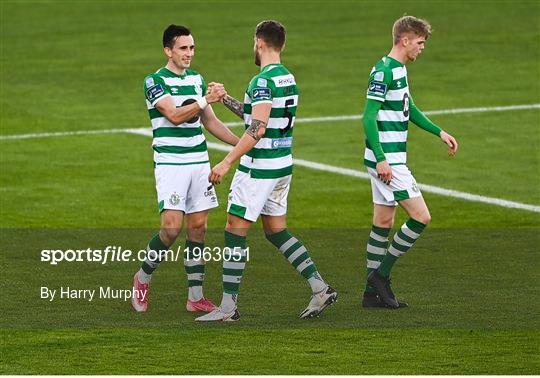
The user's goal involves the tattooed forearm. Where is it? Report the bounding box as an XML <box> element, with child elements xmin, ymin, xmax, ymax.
<box><xmin>246</xmin><ymin>119</ymin><xmax>267</xmax><ymax>141</ymax></box>
<box><xmin>222</xmin><ymin>95</ymin><xmax>244</xmax><ymax>119</ymax></box>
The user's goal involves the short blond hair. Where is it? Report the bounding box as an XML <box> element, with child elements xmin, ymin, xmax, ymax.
<box><xmin>392</xmin><ymin>16</ymin><xmax>432</xmax><ymax>45</ymax></box>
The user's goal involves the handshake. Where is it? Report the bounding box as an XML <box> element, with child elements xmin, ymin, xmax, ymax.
<box><xmin>205</xmin><ymin>82</ymin><xmax>228</xmax><ymax>104</ymax></box>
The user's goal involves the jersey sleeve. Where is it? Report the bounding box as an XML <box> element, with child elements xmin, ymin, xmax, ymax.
<box><xmin>200</xmin><ymin>75</ymin><xmax>208</xmax><ymax>96</ymax></box>
<box><xmin>366</xmin><ymin>68</ymin><xmax>393</xmax><ymax>102</ymax></box>
<box><xmin>144</xmin><ymin>74</ymin><xmax>170</xmax><ymax>106</ymax></box>
<box><xmin>247</xmin><ymin>75</ymin><xmax>274</xmax><ymax>105</ymax></box>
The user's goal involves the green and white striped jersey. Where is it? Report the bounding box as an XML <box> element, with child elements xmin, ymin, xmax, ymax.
<box><xmin>239</xmin><ymin>63</ymin><xmax>298</xmax><ymax>179</ymax></box>
<box><xmin>364</xmin><ymin>56</ymin><xmax>410</xmax><ymax>168</ymax></box>
<box><xmin>143</xmin><ymin>67</ymin><xmax>208</xmax><ymax>166</ymax></box>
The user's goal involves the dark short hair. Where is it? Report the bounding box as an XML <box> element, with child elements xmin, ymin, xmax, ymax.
<box><xmin>255</xmin><ymin>20</ymin><xmax>286</xmax><ymax>50</ymax></box>
<box><xmin>163</xmin><ymin>24</ymin><xmax>191</xmax><ymax>48</ymax></box>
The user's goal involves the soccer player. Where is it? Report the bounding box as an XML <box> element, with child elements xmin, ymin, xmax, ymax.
<box><xmin>361</xmin><ymin>16</ymin><xmax>458</xmax><ymax>309</ymax></box>
<box><xmin>195</xmin><ymin>20</ymin><xmax>338</xmax><ymax>322</ymax></box>
<box><xmin>131</xmin><ymin>25</ymin><xmax>239</xmax><ymax>313</ymax></box>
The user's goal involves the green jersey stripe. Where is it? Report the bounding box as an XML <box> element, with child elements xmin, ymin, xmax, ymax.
<box><xmin>246</xmin><ymin>148</ymin><xmax>291</xmax><ymax>159</ymax></box>
<box><xmin>238</xmin><ymin>164</ymin><xmax>293</xmax><ymax>179</ymax></box>
<box><xmin>366</xmin><ymin>140</ymin><xmax>407</xmax><ymax>153</ymax></box>
<box><xmin>243</xmin><ymin>105</ymin><xmax>297</xmax><ymax>118</ymax></box>
<box><xmin>376</xmin><ymin>120</ymin><xmax>409</xmax><ymax>132</ymax></box>
<box><xmin>153</xmin><ymin>141</ymin><xmax>207</xmax><ymax>154</ymax></box>
<box><xmin>381</xmin><ymin>101</ymin><xmax>405</xmax><ymax>112</ymax></box>
<box><xmin>153</xmin><ymin>127</ymin><xmax>202</xmax><ymax>138</ymax></box>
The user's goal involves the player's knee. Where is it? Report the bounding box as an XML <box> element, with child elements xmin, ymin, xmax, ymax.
<box><xmin>160</xmin><ymin>227</ymin><xmax>180</xmax><ymax>244</ymax></box>
<box><xmin>187</xmin><ymin>224</ymin><xmax>207</xmax><ymax>242</ymax></box>
<box><xmin>373</xmin><ymin>214</ymin><xmax>394</xmax><ymax>228</ymax></box>
<box><xmin>416</xmin><ymin>212</ymin><xmax>431</xmax><ymax>225</ymax></box>
<box><xmin>160</xmin><ymin>217</ymin><xmax>181</xmax><ymax>242</ymax></box>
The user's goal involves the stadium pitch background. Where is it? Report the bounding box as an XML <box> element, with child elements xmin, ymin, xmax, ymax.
<box><xmin>1</xmin><ymin>0</ymin><xmax>539</xmax><ymax>374</ymax></box>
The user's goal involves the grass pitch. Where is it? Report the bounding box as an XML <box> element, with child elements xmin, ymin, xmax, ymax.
<box><xmin>1</xmin><ymin>0</ymin><xmax>539</xmax><ymax>374</ymax></box>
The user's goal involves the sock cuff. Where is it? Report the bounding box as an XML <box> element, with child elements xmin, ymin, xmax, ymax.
<box><xmin>149</xmin><ymin>233</ymin><xmax>169</xmax><ymax>251</ymax></box>
<box><xmin>371</xmin><ymin>225</ymin><xmax>391</xmax><ymax>237</ymax></box>
<box><xmin>185</xmin><ymin>239</ymin><xmax>204</xmax><ymax>250</ymax></box>
<box><xmin>406</xmin><ymin>218</ymin><xmax>426</xmax><ymax>233</ymax></box>
<box><xmin>265</xmin><ymin>228</ymin><xmax>292</xmax><ymax>247</ymax></box>
<box><xmin>224</xmin><ymin>230</ymin><xmax>247</xmax><ymax>249</ymax></box>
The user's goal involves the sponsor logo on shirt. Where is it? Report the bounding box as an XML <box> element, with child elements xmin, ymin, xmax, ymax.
<box><xmin>252</xmin><ymin>87</ymin><xmax>271</xmax><ymax>100</ymax></box>
<box><xmin>146</xmin><ymin>84</ymin><xmax>165</xmax><ymax>101</ymax></box>
<box><xmin>367</xmin><ymin>81</ymin><xmax>387</xmax><ymax>96</ymax></box>
<box><xmin>277</xmin><ymin>77</ymin><xmax>295</xmax><ymax>86</ymax></box>
<box><xmin>271</xmin><ymin>137</ymin><xmax>292</xmax><ymax>149</ymax></box>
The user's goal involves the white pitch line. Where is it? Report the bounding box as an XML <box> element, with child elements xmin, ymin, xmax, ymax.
<box><xmin>1</xmin><ymin>104</ymin><xmax>539</xmax><ymax>213</ymax></box>
<box><xmin>123</xmin><ymin>130</ymin><xmax>540</xmax><ymax>213</ymax></box>
<box><xmin>197</xmin><ymin>141</ymin><xmax>539</xmax><ymax>213</ymax></box>
<box><xmin>2</xmin><ymin>103</ymin><xmax>538</xmax><ymax>140</ymax></box>
<box><xmin>221</xmin><ymin>103</ymin><xmax>540</xmax><ymax>127</ymax></box>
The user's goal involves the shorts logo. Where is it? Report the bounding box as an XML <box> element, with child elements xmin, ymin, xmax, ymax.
<box><xmin>204</xmin><ymin>185</ymin><xmax>215</xmax><ymax>199</ymax></box>
<box><xmin>252</xmin><ymin>87</ymin><xmax>271</xmax><ymax>100</ymax></box>
<box><xmin>146</xmin><ymin>84</ymin><xmax>165</xmax><ymax>101</ymax></box>
<box><xmin>367</xmin><ymin>82</ymin><xmax>387</xmax><ymax>96</ymax></box>
<box><xmin>412</xmin><ymin>182</ymin><xmax>419</xmax><ymax>192</ymax></box>
<box><xmin>271</xmin><ymin>137</ymin><xmax>292</xmax><ymax>149</ymax></box>
<box><xmin>169</xmin><ymin>192</ymin><xmax>181</xmax><ymax>206</ymax></box>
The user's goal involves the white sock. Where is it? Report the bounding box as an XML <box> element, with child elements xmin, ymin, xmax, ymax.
<box><xmin>188</xmin><ymin>286</ymin><xmax>203</xmax><ymax>302</ymax></box>
<box><xmin>307</xmin><ymin>272</ymin><xmax>327</xmax><ymax>293</ymax></box>
<box><xmin>220</xmin><ymin>293</ymin><xmax>237</xmax><ymax>312</ymax></box>
<box><xmin>137</xmin><ymin>268</ymin><xmax>152</xmax><ymax>284</ymax></box>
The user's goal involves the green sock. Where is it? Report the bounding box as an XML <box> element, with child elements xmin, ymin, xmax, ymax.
<box><xmin>365</xmin><ymin>225</ymin><xmax>391</xmax><ymax>293</ymax></box>
<box><xmin>378</xmin><ymin>218</ymin><xmax>426</xmax><ymax>277</ymax></box>
<box><xmin>266</xmin><ymin>229</ymin><xmax>326</xmax><ymax>292</ymax></box>
<box><xmin>184</xmin><ymin>240</ymin><xmax>205</xmax><ymax>301</ymax></box>
<box><xmin>141</xmin><ymin>233</ymin><xmax>169</xmax><ymax>275</ymax></box>
<box><xmin>222</xmin><ymin>231</ymin><xmax>248</xmax><ymax>295</ymax></box>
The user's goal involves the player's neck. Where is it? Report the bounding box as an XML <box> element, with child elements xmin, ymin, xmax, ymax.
<box><xmin>165</xmin><ymin>62</ymin><xmax>186</xmax><ymax>76</ymax></box>
<box><xmin>259</xmin><ymin>51</ymin><xmax>281</xmax><ymax>69</ymax></box>
<box><xmin>388</xmin><ymin>47</ymin><xmax>408</xmax><ymax>65</ymax></box>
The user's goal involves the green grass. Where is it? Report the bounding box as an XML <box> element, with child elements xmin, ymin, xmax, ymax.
<box><xmin>1</xmin><ymin>0</ymin><xmax>539</xmax><ymax>374</ymax></box>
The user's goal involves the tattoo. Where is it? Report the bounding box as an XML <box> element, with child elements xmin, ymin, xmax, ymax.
<box><xmin>246</xmin><ymin>119</ymin><xmax>267</xmax><ymax>141</ymax></box>
<box><xmin>222</xmin><ymin>95</ymin><xmax>244</xmax><ymax>119</ymax></box>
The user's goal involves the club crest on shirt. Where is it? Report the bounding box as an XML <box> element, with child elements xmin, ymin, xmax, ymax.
<box><xmin>145</xmin><ymin>77</ymin><xmax>155</xmax><ymax>87</ymax></box>
<box><xmin>194</xmin><ymin>84</ymin><xmax>203</xmax><ymax>96</ymax></box>
<box><xmin>373</xmin><ymin>71</ymin><xmax>384</xmax><ymax>82</ymax></box>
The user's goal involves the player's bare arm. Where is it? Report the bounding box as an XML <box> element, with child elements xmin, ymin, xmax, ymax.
<box><xmin>156</xmin><ymin>83</ymin><xmax>226</xmax><ymax>125</ymax></box>
<box><xmin>201</xmin><ymin>105</ymin><xmax>240</xmax><ymax>146</ymax></box>
<box><xmin>208</xmin><ymin>103</ymin><xmax>271</xmax><ymax>184</ymax></box>
<box><xmin>246</xmin><ymin>119</ymin><xmax>267</xmax><ymax>141</ymax></box>
<box><xmin>222</xmin><ymin>94</ymin><xmax>244</xmax><ymax>119</ymax></box>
